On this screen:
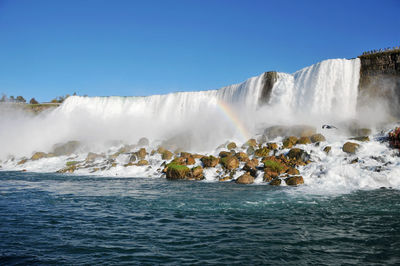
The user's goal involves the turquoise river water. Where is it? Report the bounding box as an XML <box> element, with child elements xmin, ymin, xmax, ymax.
<box><xmin>1</xmin><ymin>171</ymin><xmax>400</xmax><ymax>265</ymax></box>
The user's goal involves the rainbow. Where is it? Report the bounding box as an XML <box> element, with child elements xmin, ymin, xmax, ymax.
<box><xmin>216</xmin><ymin>99</ymin><xmax>251</xmax><ymax>142</ymax></box>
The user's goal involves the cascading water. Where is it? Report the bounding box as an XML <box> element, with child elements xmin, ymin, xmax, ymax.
<box><xmin>2</xmin><ymin>57</ymin><xmax>399</xmax><ymax>192</ymax></box>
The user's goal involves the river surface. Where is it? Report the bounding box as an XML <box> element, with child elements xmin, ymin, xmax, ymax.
<box><xmin>1</xmin><ymin>171</ymin><xmax>400</xmax><ymax>265</ymax></box>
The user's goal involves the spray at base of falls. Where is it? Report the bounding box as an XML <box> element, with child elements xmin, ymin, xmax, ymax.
<box><xmin>1</xmin><ymin>57</ymin><xmax>399</xmax><ymax>194</ymax></box>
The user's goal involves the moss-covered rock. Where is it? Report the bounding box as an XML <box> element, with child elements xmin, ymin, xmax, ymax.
<box><xmin>220</xmin><ymin>156</ymin><xmax>239</xmax><ymax>170</ymax></box>
<box><xmin>235</xmin><ymin>152</ymin><xmax>249</xmax><ymax>162</ymax></box>
<box><xmin>254</xmin><ymin>147</ymin><xmax>270</xmax><ymax>157</ymax></box>
<box><xmin>191</xmin><ymin>166</ymin><xmax>204</xmax><ymax>180</ymax></box>
<box><xmin>267</xmin><ymin>143</ymin><xmax>278</xmax><ymax>150</ymax></box>
<box><xmin>263</xmin><ymin>159</ymin><xmax>285</xmax><ymax>174</ymax></box>
<box><xmin>297</xmin><ymin>136</ymin><xmax>311</xmax><ymax>145</ymax></box>
<box><xmin>66</xmin><ymin>161</ymin><xmax>79</xmax><ymax>166</ymax></box>
<box><xmin>342</xmin><ymin>142</ymin><xmax>360</xmax><ymax>154</ymax></box>
<box><xmin>201</xmin><ymin>156</ymin><xmax>219</xmax><ymax>168</ymax></box>
<box><xmin>235</xmin><ymin>172</ymin><xmax>254</xmax><ymax>184</ymax></box>
<box><xmin>310</xmin><ymin>134</ymin><xmax>326</xmax><ymax>143</ymax></box>
<box><xmin>165</xmin><ymin>163</ymin><xmax>190</xmax><ymax>180</ymax></box>
<box><xmin>285</xmin><ymin>176</ymin><xmax>304</xmax><ymax>186</ymax></box>
<box><xmin>31</xmin><ymin>152</ymin><xmax>47</xmax><ymax>161</ymax></box>
<box><xmin>283</xmin><ymin>136</ymin><xmax>298</xmax><ymax>149</ymax></box>
<box><xmin>227</xmin><ymin>142</ymin><xmax>237</xmax><ymax>150</ymax></box>
<box><xmin>287</xmin><ymin>148</ymin><xmax>310</xmax><ymax>162</ymax></box>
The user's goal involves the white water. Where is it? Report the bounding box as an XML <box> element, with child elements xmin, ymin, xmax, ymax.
<box><xmin>1</xmin><ymin>57</ymin><xmax>399</xmax><ymax>193</ymax></box>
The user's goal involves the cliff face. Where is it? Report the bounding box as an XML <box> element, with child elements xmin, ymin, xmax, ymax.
<box><xmin>258</xmin><ymin>71</ymin><xmax>278</xmax><ymax>106</ymax></box>
<box><xmin>358</xmin><ymin>51</ymin><xmax>400</xmax><ymax>117</ymax></box>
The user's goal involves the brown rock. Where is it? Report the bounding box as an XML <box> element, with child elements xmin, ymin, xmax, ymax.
<box><xmin>285</xmin><ymin>176</ymin><xmax>304</xmax><ymax>186</ymax></box>
<box><xmin>137</xmin><ymin>148</ymin><xmax>147</xmax><ymax>159</ymax></box>
<box><xmin>165</xmin><ymin>163</ymin><xmax>190</xmax><ymax>180</ymax></box>
<box><xmin>269</xmin><ymin>178</ymin><xmax>282</xmax><ymax>186</ymax></box>
<box><xmin>244</xmin><ymin>138</ymin><xmax>257</xmax><ymax>147</ymax></box>
<box><xmin>297</xmin><ymin>136</ymin><xmax>311</xmax><ymax>145</ymax></box>
<box><xmin>342</xmin><ymin>142</ymin><xmax>360</xmax><ymax>154</ymax></box>
<box><xmin>227</xmin><ymin>142</ymin><xmax>237</xmax><ymax>150</ymax></box>
<box><xmin>254</xmin><ymin>147</ymin><xmax>270</xmax><ymax>157</ymax></box>
<box><xmin>235</xmin><ymin>152</ymin><xmax>249</xmax><ymax>162</ymax></box>
<box><xmin>201</xmin><ymin>156</ymin><xmax>219</xmax><ymax>168</ymax></box>
<box><xmin>220</xmin><ymin>156</ymin><xmax>239</xmax><ymax>170</ymax></box>
<box><xmin>31</xmin><ymin>152</ymin><xmax>47</xmax><ymax>160</ymax></box>
<box><xmin>287</xmin><ymin>148</ymin><xmax>310</xmax><ymax>162</ymax></box>
<box><xmin>191</xmin><ymin>166</ymin><xmax>204</xmax><ymax>180</ymax></box>
<box><xmin>267</xmin><ymin>143</ymin><xmax>278</xmax><ymax>150</ymax></box>
<box><xmin>235</xmin><ymin>172</ymin><xmax>254</xmax><ymax>184</ymax></box>
<box><xmin>323</xmin><ymin>146</ymin><xmax>331</xmax><ymax>154</ymax></box>
<box><xmin>219</xmin><ymin>151</ymin><xmax>232</xmax><ymax>158</ymax></box>
<box><xmin>137</xmin><ymin>160</ymin><xmax>149</xmax><ymax>166</ymax></box>
<box><xmin>283</xmin><ymin>136</ymin><xmax>298</xmax><ymax>149</ymax></box>
<box><xmin>161</xmin><ymin>150</ymin><xmax>173</xmax><ymax>160</ymax></box>
<box><xmin>310</xmin><ymin>134</ymin><xmax>326</xmax><ymax>143</ymax></box>
<box><xmin>350</xmin><ymin>136</ymin><xmax>370</xmax><ymax>142</ymax></box>
<box><xmin>286</xmin><ymin>167</ymin><xmax>300</xmax><ymax>175</ymax></box>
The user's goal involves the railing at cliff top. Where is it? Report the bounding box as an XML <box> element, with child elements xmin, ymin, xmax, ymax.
<box><xmin>361</xmin><ymin>46</ymin><xmax>400</xmax><ymax>56</ymax></box>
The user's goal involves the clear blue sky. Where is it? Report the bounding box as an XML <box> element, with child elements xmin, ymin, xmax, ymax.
<box><xmin>0</xmin><ymin>0</ymin><xmax>399</xmax><ymax>102</ymax></box>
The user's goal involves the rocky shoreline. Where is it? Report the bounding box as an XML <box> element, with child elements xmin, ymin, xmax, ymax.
<box><xmin>1</xmin><ymin>123</ymin><xmax>390</xmax><ymax>187</ymax></box>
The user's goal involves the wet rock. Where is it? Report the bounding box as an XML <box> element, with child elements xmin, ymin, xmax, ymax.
<box><xmin>263</xmin><ymin>158</ymin><xmax>286</xmax><ymax>174</ymax></box>
<box><xmin>254</xmin><ymin>147</ymin><xmax>270</xmax><ymax>157</ymax></box>
<box><xmin>243</xmin><ymin>158</ymin><xmax>258</xmax><ymax>177</ymax></box>
<box><xmin>129</xmin><ymin>153</ymin><xmax>137</xmax><ymax>162</ymax></box>
<box><xmin>235</xmin><ymin>152</ymin><xmax>249</xmax><ymax>162</ymax></box>
<box><xmin>219</xmin><ymin>176</ymin><xmax>231</xmax><ymax>182</ymax></box>
<box><xmin>137</xmin><ymin>148</ymin><xmax>147</xmax><ymax>159</ymax></box>
<box><xmin>137</xmin><ymin>137</ymin><xmax>149</xmax><ymax>146</ymax></box>
<box><xmin>283</xmin><ymin>136</ymin><xmax>298</xmax><ymax>149</ymax></box>
<box><xmin>201</xmin><ymin>156</ymin><xmax>219</xmax><ymax>168</ymax></box>
<box><xmin>17</xmin><ymin>159</ymin><xmax>28</xmax><ymax>165</ymax></box>
<box><xmin>287</xmin><ymin>148</ymin><xmax>310</xmax><ymax>162</ymax></box>
<box><xmin>56</xmin><ymin>165</ymin><xmax>76</xmax><ymax>173</ymax></box>
<box><xmin>31</xmin><ymin>152</ymin><xmax>47</xmax><ymax>161</ymax></box>
<box><xmin>227</xmin><ymin>142</ymin><xmax>237</xmax><ymax>150</ymax></box>
<box><xmin>310</xmin><ymin>134</ymin><xmax>326</xmax><ymax>143</ymax></box>
<box><xmin>350</xmin><ymin>158</ymin><xmax>359</xmax><ymax>164</ymax></box>
<box><xmin>161</xmin><ymin>150</ymin><xmax>173</xmax><ymax>160</ymax></box>
<box><xmin>267</xmin><ymin>143</ymin><xmax>278</xmax><ymax>150</ymax></box>
<box><xmin>263</xmin><ymin>169</ymin><xmax>278</xmax><ymax>182</ymax></box>
<box><xmin>86</xmin><ymin>152</ymin><xmax>103</xmax><ymax>162</ymax></box>
<box><xmin>220</xmin><ymin>156</ymin><xmax>239</xmax><ymax>170</ymax></box>
<box><xmin>235</xmin><ymin>172</ymin><xmax>254</xmax><ymax>184</ymax></box>
<box><xmin>137</xmin><ymin>160</ymin><xmax>149</xmax><ymax>166</ymax></box>
<box><xmin>165</xmin><ymin>163</ymin><xmax>190</xmax><ymax>180</ymax></box>
<box><xmin>342</xmin><ymin>142</ymin><xmax>360</xmax><ymax>154</ymax></box>
<box><xmin>350</xmin><ymin>136</ymin><xmax>370</xmax><ymax>142</ymax></box>
<box><xmin>53</xmin><ymin>141</ymin><xmax>80</xmax><ymax>156</ymax></box>
<box><xmin>180</xmin><ymin>152</ymin><xmax>195</xmax><ymax>165</ymax></box>
<box><xmin>297</xmin><ymin>136</ymin><xmax>311</xmax><ymax>145</ymax></box>
<box><xmin>246</xmin><ymin>146</ymin><xmax>255</xmax><ymax>156</ymax></box>
<box><xmin>269</xmin><ymin>178</ymin><xmax>282</xmax><ymax>186</ymax></box>
<box><xmin>244</xmin><ymin>138</ymin><xmax>257</xmax><ymax>147</ymax></box>
<box><xmin>219</xmin><ymin>151</ymin><xmax>232</xmax><ymax>158</ymax></box>
<box><xmin>66</xmin><ymin>161</ymin><xmax>79</xmax><ymax>166</ymax></box>
<box><xmin>323</xmin><ymin>146</ymin><xmax>331</xmax><ymax>154</ymax></box>
<box><xmin>191</xmin><ymin>166</ymin><xmax>204</xmax><ymax>180</ymax></box>
<box><xmin>286</xmin><ymin>167</ymin><xmax>300</xmax><ymax>175</ymax></box>
<box><xmin>285</xmin><ymin>176</ymin><xmax>304</xmax><ymax>186</ymax></box>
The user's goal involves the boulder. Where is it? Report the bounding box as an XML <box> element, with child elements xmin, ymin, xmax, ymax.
<box><xmin>263</xmin><ymin>169</ymin><xmax>278</xmax><ymax>182</ymax></box>
<box><xmin>129</xmin><ymin>153</ymin><xmax>137</xmax><ymax>162</ymax></box>
<box><xmin>137</xmin><ymin>148</ymin><xmax>147</xmax><ymax>159</ymax></box>
<box><xmin>342</xmin><ymin>142</ymin><xmax>360</xmax><ymax>154</ymax></box>
<box><xmin>227</xmin><ymin>142</ymin><xmax>237</xmax><ymax>150</ymax></box>
<box><xmin>310</xmin><ymin>134</ymin><xmax>326</xmax><ymax>143</ymax></box>
<box><xmin>323</xmin><ymin>146</ymin><xmax>331</xmax><ymax>154</ymax></box>
<box><xmin>243</xmin><ymin>158</ymin><xmax>258</xmax><ymax>177</ymax></box>
<box><xmin>244</xmin><ymin>139</ymin><xmax>257</xmax><ymax>147</ymax></box>
<box><xmin>254</xmin><ymin>147</ymin><xmax>270</xmax><ymax>157</ymax></box>
<box><xmin>137</xmin><ymin>160</ymin><xmax>149</xmax><ymax>166</ymax></box>
<box><xmin>220</xmin><ymin>156</ymin><xmax>239</xmax><ymax>170</ymax></box>
<box><xmin>286</xmin><ymin>167</ymin><xmax>300</xmax><ymax>175</ymax></box>
<box><xmin>157</xmin><ymin>146</ymin><xmax>166</xmax><ymax>154</ymax></box>
<box><xmin>283</xmin><ymin>136</ymin><xmax>298</xmax><ymax>149</ymax></box>
<box><xmin>285</xmin><ymin>176</ymin><xmax>304</xmax><ymax>186</ymax></box>
<box><xmin>287</xmin><ymin>148</ymin><xmax>310</xmax><ymax>162</ymax></box>
<box><xmin>350</xmin><ymin>136</ymin><xmax>370</xmax><ymax>142</ymax></box>
<box><xmin>263</xmin><ymin>158</ymin><xmax>285</xmax><ymax>174</ymax></box>
<box><xmin>235</xmin><ymin>152</ymin><xmax>249</xmax><ymax>162</ymax></box>
<box><xmin>267</xmin><ymin>143</ymin><xmax>278</xmax><ymax>150</ymax></box>
<box><xmin>17</xmin><ymin>159</ymin><xmax>28</xmax><ymax>165</ymax></box>
<box><xmin>31</xmin><ymin>152</ymin><xmax>47</xmax><ymax>160</ymax></box>
<box><xmin>201</xmin><ymin>156</ymin><xmax>219</xmax><ymax>168</ymax></box>
<box><xmin>269</xmin><ymin>178</ymin><xmax>282</xmax><ymax>186</ymax></box>
<box><xmin>219</xmin><ymin>151</ymin><xmax>232</xmax><ymax>158</ymax></box>
<box><xmin>297</xmin><ymin>136</ymin><xmax>311</xmax><ymax>145</ymax></box>
<box><xmin>235</xmin><ymin>172</ymin><xmax>254</xmax><ymax>184</ymax></box>
<box><xmin>191</xmin><ymin>166</ymin><xmax>204</xmax><ymax>180</ymax></box>
<box><xmin>137</xmin><ymin>137</ymin><xmax>149</xmax><ymax>146</ymax></box>
<box><xmin>246</xmin><ymin>146</ymin><xmax>255</xmax><ymax>156</ymax></box>
<box><xmin>56</xmin><ymin>165</ymin><xmax>76</xmax><ymax>173</ymax></box>
<box><xmin>165</xmin><ymin>163</ymin><xmax>190</xmax><ymax>180</ymax></box>
<box><xmin>161</xmin><ymin>150</ymin><xmax>173</xmax><ymax>160</ymax></box>
<box><xmin>53</xmin><ymin>141</ymin><xmax>80</xmax><ymax>156</ymax></box>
